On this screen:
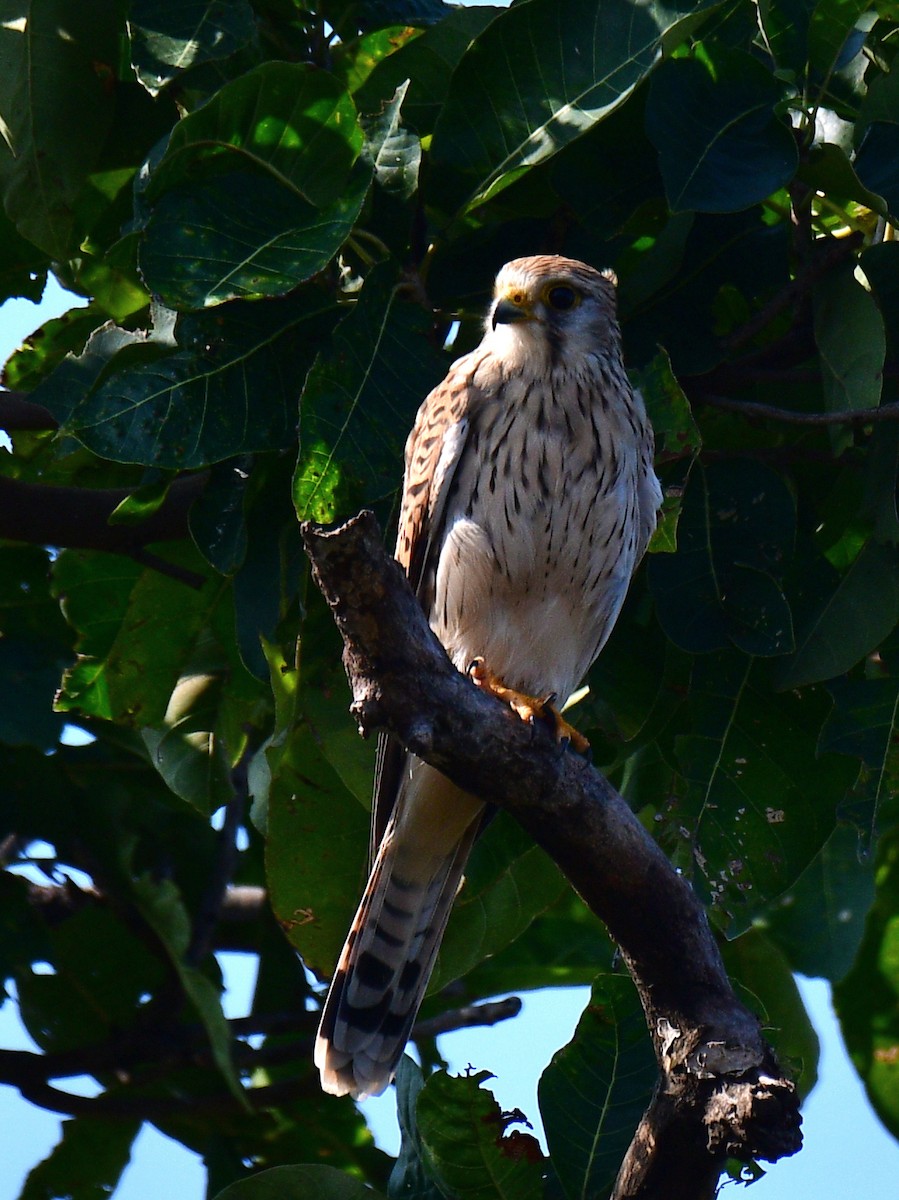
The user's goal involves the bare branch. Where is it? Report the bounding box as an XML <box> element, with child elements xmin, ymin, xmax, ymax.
<box><xmin>301</xmin><ymin>510</ymin><xmax>801</xmax><ymax>1200</ymax></box>
<box><xmin>0</xmin><ymin>472</ymin><xmax>208</xmax><ymax>553</ymax></box>
<box><xmin>412</xmin><ymin>996</ymin><xmax>522</xmax><ymax>1041</ymax></box>
<box><xmin>698</xmin><ymin>393</ymin><xmax>899</xmax><ymax>426</ymax></box>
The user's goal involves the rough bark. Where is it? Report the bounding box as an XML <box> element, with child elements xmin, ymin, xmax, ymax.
<box><xmin>301</xmin><ymin>510</ymin><xmax>802</xmax><ymax>1200</ymax></box>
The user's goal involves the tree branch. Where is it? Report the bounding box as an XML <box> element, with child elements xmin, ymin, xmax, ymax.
<box><xmin>300</xmin><ymin>511</ymin><xmax>801</xmax><ymax>1200</ymax></box>
<box><xmin>0</xmin><ymin>472</ymin><xmax>207</xmax><ymax>554</ymax></box>
<box><xmin>696</xmin><ymin>393</ymin><xmax>899</xmax><ymax>426</ymax></box>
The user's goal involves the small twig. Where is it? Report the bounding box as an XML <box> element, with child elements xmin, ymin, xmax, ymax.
<box><xmin>129</xmin><ymin>547</ymin><xmax>207</xmax><ymax>590</ymax></box>
<box><xmin>723</xmin><ymin>233</ymin><xmax>862</xmax><ymax>353</ymax></box>
<box><xmin>697</xmin><ymin>394</ymin><xmax>899</xmax><ymax>426</ymax></box>
<box><xmin>413</xmin><ymin>996</ymin><xmax>522</xmax><ymax>1041</ymax></box>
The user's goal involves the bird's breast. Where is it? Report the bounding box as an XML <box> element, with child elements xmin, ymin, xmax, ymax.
<box><xmin>430</xmin><ymin>368</ymin><xmax>644</xmax><ymax>700</ymax></box>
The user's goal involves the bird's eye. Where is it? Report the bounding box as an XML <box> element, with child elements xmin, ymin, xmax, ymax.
<box><xmin>545</xmin><ymin>285</ymin><xmax>578</xmax><ymax>311</ymax></box>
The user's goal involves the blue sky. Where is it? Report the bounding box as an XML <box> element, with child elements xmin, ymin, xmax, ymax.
<box><xmin>2</xmin><ymin>279</ymin><xmax>899</xmax><ymax>1197</ymax></box>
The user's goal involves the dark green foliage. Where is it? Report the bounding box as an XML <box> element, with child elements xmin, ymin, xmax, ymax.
<box><xmin>1</xmin><ymin>0</ymin><xmax>899</xmax><ymax>1196</ymax></box>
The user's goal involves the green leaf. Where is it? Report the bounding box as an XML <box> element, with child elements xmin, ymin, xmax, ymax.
<box><xmin>798</xmin><ymin>142</ymin><xmax>891</xmax><ymax>219</ymax></box>
<box><xmin>211</xmin><ymin>1164</ymin><xmax>383</xmax><ymax>1200</ymax></box>
<box><xmin>756</xmin><ymin>0</ymin><xmax>814</xmax><ymax>73</ymax></box>
<box><xmin>0</xmin><ymin>206</ymin><xmax>46</xmax><ymax>304</ymax></box>
<box><xmin>431</xmin><ymin>814</ymin><xmax>568</xmax><ymax>994</ymax></box>
<box><xmin>834</xmin><ymin>829</ymin><xmax>899</xmax><ymax>1140</ymax></box>
<box><xmin>141</xmin><ymin>672</ymin><xmax>237</xmax><ymax>816</ymax></box>
<box><xmin>140</xmin><ymin>163</ymin><xmax>371</xmax><ymax>310</ymax></box>
<box><xmin>295</xmin><ymin>262</ymin><xmax>447</xmax><ymax>522</ymax></box>
<box><xmin>51</xmin><ymin>546</ymin><xmax>219</xmax><ymax>725</ymax></box>
<box><xmin>130</xmin><ymin>873</ymin><xmax>245</xmax><ymax>1101</ymax></box>
<box><xmin>361</xmin><ymin>81</ymin><xmax>421</xmax><ymax>200</ymax></box>
<box><xmin>648</xmin><ymin>460</ymin><xmax>795</xmax><ymax>656</ymax></box>
<box><xmin>332</xmin><ymin>26</ymin><xmax>422</xmax><ymax>96</ymax></box>
<box><xmin>34</xmin><ymin>292</ymin><xmax>337</xmax><ymax>468</ymax></box>
<box><xmin>854</xmin><ymin>122</ymin><xmax>899</xmax><ymax>220</ymax></box>
<box><xmin>148</xmin><ymin>62</ymin><xmax>363</xmax><ymax>208</ymax></box>
<box><xmin>721</xmin><ymin>929</ymin><xmax>819</xmax><ymax>1096</ymax></box>
<box><xmin>428</xmin><ymin>0</ymin><xmax>721</xmax><ymax>215</ymax></box>
<box><xmin>764</xmin><ymin>823</ymin><xmax>875</xmax><ymax>982</ymax></box>
<box><xmin>645</xmin><ymin>44</ymin><xmax>798</xmax><ymax>214</ymax></box>
<box><xmin>265</xmin><ymin>720</ymin><xmax>369</xmax><ymax>977</ymax></box>
<box><xmin>21</xmin><ymin>1117</ymin><xmax>141</xmax><ymax>1200</ymax></box>
<box><xmin>775</xmin><ymin>540</ymin><xmax>899</xmax><ymax>689</ymax></box>
<box><xmin>0</xmin><ymin>638</ymin><xmax>66</xmax><ymax>750</ymax></box>
<box><xmin>417</xmin><ymin>1070</ymin><xmax>545</xmax><ymax>1200</ymax></box>
<box><xmin>130</xmin><ymin>0</ymin><xmax>258</xmax><ymax>95</ymax></box>
<box><xmin>0</xmin><ymin>0</ymin><xmax>126</xmax><ymax>256</ymax></box>
<box><xmin>538</xmin><ymin>975</ymin><xmax>656</xmax><ymax>1200</ymax></box>
<box><xmin>1</xmin><ymin>303</ymin><xmax>101</xmax><ymax>392</ymax></box>
<box><xmin>354</xmin><ymin>6</ymin><xmax>499</xmax><ymax>136</ymax></box>
<box><xmin>674</xmin><ymin>653</ymin><xmax>857</xmax><ymax>931</ymax></box>
<box><xmin>820</xmin><ymin>677</ymin><xmax>899</xmax><ymax>836</ymax></box>
<box><xmin>389</xmin><ymin>1057</ymin><xmax>445</xmax><ymax>1200</ymax></box>
<box><xmin>807</xmin><ymin>0</ymin><xmax>872</xmax><ymax>78</ymax></box>
<box><xmin>813</xmin><ymin>265</ymin><xmax>886</xmax><ymax>415</ymax></box>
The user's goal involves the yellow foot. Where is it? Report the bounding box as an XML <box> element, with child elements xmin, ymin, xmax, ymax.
<box><xmin>467</xmin><ymin>658</ymin><xmax>591</xmax><ymax>755</ymax></box>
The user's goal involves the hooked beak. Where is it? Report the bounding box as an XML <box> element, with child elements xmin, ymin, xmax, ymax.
<box><xmin>492</xmin><ymin>297</ymin><xmax>533</xmax><ymax>329</ymax></box>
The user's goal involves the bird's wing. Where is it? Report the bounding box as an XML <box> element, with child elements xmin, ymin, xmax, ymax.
<box><xmin>634</xmin><ymin>398</ymin><xmax>663</xmax><ymax>562</ymax></box>
<box><xmin>369</xmin><ymin>359</ymin><xmax>479</xmax><ymax>860</ymax></box>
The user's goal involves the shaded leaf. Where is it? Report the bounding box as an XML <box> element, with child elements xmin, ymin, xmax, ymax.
<box><xmin>389</xmin><ymin>1057</ymin><xmax>445</xmax><ymax>1200</ymax></box>
<box><xmin>131</xmin><ymin>873</ymin><xmax>244</xmax><ymax>1101</ymax></box>
<box><xmin>646</xmin><ymin>43</ymin><xmax>797</xmax><ymax>213</ymax></box>
<box><xmin>674</xmin><ymin>653</ymin><xmax>857</xmax><ymax>931</ymax></box>
<box><xmin>428</xmin><ymin>0</ymin><xmax>720</xmax><ymax>215</ymax></box>
<box><xmin>265</xmin><ymin>720</ymin><xmax>369</xmax><ymax>977</ymax></box>
<box><xmin>765</xmin><ymin>823</ymin><xmax>875</xmax><ymax>982</ymax></box>
<box><xmin>834</xmin><ymin>830</ymin><xmax>899</xmax><ymax>1141</ymax></box>
<box><xmin>538</xmin><ymin>975</ymin><xmax>656</xmax><ymax>1200</ymax></box>
<box><xmin>34</xmin><ymin>292</ymin><xmax>337</xmax><ymax>468</ymax></box>
<box><xmin>354</xmin><ymin>6</ymin><xmax>500</xmax><ymax>136</ymax></box>
<box><xmin>212</xmin><ymin>1164</ymin><xmax>384</xmax><ymax>1200</ymax></box>
<box><xmin>722</xmin><ymin>929</ymin><xmax>819</xmax><ymax>1095</ymax></box>
<box><xmin>820</xmin><ymin>676</ymin><xmax>899</xmax><ymax>837</ymax></box>
<box><xmin>51</xmin><ymin>547</ymin><xmax>219</xmax><ymax>726</ymax></box>
<box><xmin>776</xmin><ymin>540</ymin><xmax>899</xmax><ymax>689</ymax></box>
<box><xmin>295</xmin><ymin>262</ymin><xmax>447</xmax><ymax>522</ymax></box>
<box><xmin>140</xmin><ymin>164</ymin><xmax>370</xmax><ymax>310</ymax></box>
<box><xmin>0</xmin><ymin>1</ymin><xmax>125</xmax><ymax>256</ymax></box>
<box><xmin>431</xmin><ymin>813</ymin><xmax>568</xmax><ymax>994</ymax></box>
<box><xmin>418</xmin><ymin>1070</ymin><xmax>544</xmax><ymax>1200</ymax></box>
<box><xmin>648</xmin><ymin>460</ymin><xmax>795</xmax><ymax>656</ymax></box>
<box><xmin>130</xmin><ymin>0</ymin><xmax>258</xmax><ymax>95</ymax></box>
<box><xmin>21</xmin><ymin>1117</ymin><xmax>141</xmax><ymax>1200</ymax></box>
<box><xmin>813</xmin><ymin>264</ymin><xmax>886</xmax><ymax>415</ymax></box>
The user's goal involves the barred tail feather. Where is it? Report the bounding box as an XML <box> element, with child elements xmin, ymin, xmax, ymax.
<box><xmin>315</xmin><ymin>816</ymin><xmax>479</xmax><ymax>1100</ymax></box>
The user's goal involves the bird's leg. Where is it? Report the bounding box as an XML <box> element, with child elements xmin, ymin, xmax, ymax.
<box><xmin>467</xmin><ymin>658</ymin><xmax>591</xmax><ymax>755</ymax></box>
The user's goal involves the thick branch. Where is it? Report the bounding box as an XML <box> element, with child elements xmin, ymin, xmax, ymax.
<box><xmin>0</xmin><ymin>472</ymin><xmax>207</xmax><ymax>553</ymax></box>
<box><xmin>301</xmin><ymin>511</ymin><xmax>801</xmax><ymax>1200</ymax></box>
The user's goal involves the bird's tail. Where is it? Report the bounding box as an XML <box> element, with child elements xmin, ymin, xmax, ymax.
<box><xmin>315</xmin><ymin>773</ymin><xmax>482</xmax><ymax>1099</ymax></box>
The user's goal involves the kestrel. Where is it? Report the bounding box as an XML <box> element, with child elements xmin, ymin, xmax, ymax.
<box><xmin>315</xmin><ymin>255</ymin><xmax>662</xmax><ymax>1099</ymax></box>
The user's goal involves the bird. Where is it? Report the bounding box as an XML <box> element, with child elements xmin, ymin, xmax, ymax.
<box><xmin>314</xmin><ymin>254</ymin><xmax>662</xmax><ymax>1100</ymax></box>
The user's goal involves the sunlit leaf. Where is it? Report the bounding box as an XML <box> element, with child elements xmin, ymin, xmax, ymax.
<box><xmin>418</xmin><ymin>1070</ymin><xmax>545</xmax><ymax>1200</ymax></box>
<box><xmin>428</xmin><ymin>0</ymin><xmax>721</xmax><ymax>215</ymax></box>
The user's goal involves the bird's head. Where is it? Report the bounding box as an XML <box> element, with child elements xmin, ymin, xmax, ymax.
<box><xmin>486</xmin><ymin>255</ymin><xmax>620</xmax><ymax>367</ymax></box>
